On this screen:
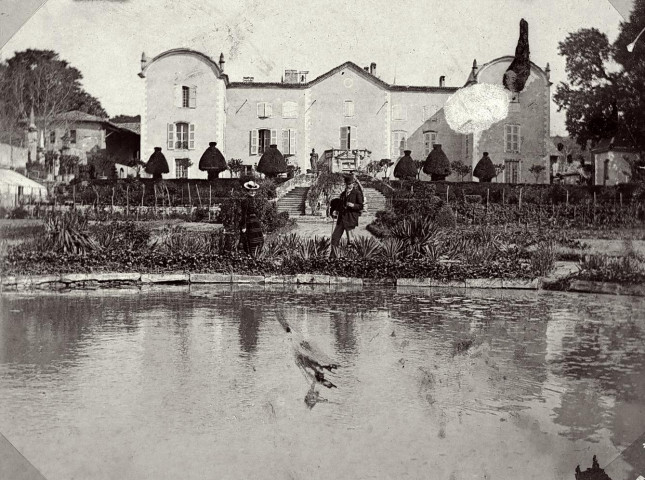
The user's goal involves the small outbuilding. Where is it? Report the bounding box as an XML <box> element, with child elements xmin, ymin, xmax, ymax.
<box><xmin>0</xmin><ymin>169</ymin><xmax>48</xmax><ymax>208</ymax></box>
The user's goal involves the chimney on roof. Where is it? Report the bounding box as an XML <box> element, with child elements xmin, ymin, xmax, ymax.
<box><xmin>364</xmin><ymin>66</ymin><xmax>369</xmax><ymax>71</ymax></box>
<box><xmin>545</xmin><ymin>62</ymin><xmax>551</xmax><ymax>80</ymax></box>
<box><xmin>219</xmin><ymin>53</ymin><xmax>225</xmax><ymax>72</ymax></box>
<box><xmin>370</xmin><ymin>62</ymin><xmax>377</xmax><ymax>76</ymax></box>
<box><xmin>439</xmin><ymin>76</ymin><xmax>446</xmax><ymax>87</ymax></box>
<box><xmin>141</xmin><ymin>52</ymin><xmax>148</xmax><ymax>71</ymax></box>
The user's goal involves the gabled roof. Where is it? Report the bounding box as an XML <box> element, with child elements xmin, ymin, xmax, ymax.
<box><xmin>591</xmin><ymin>131</ymin><xmax>639</xmax><ymax>154</ymax></box>
<box><xmin>139</xmin><ymin>48</ymin><xmax>229</xmax><ymax>84</ymax></box>
<box><xmin>113</xmin><ymin>122</ymin><xmax>141</xmax><ymax>135</ymax></box>
<box><xmin>464</xmin><ymin>56</ymin><xmax>551</xmax><ymax>87</ymax></box>
<box><xmin>55</xmin><ymin>110</ymin><xmax>108</xmax><ymax>123</ymax></box>
<box><xmin>228</xmin><ymin>61</ymin><xmax>458</xmax><ymax>93</ymax></box>
<box><xmin>0</xmin><ymin>169</ymin><xmax>47</xmax><ymax>189</ymax></box>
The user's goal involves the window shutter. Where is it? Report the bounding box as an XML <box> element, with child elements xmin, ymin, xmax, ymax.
<box><xmin>290</xmin><ymin>129</ymin><xmax>297</xmax><ymax>154</ymax></box>
<box><xmin>516</xmin><ymin>126</ymin><xmax>521</xmax><ymax>153</ymax></box>
<box><xmin>167</xmin><ymin>123</ymin><xmax>175</xmax><ymax>150</ymax></box>
<box><xmin>189</xmin><ymin>86</ymin><xmax>197</xmax><ymax>108</ymax></box>
<box><xmin>250</xmin><ymin>130</ymin><xmax>258</xmax><ymax>155</ymax></box>
<box><xmin>351</xmin><ymin>126</ymin><xmax>356</xmax><ymax>149</ymax></box>
<box><xmin>282</xmin><ymin>129</ymin><xmax>290</xmax><ymax>153</ymax></box>
<box><xmin>174</xmin><ymin>85</ymin><xmax>181</xmax><ymax>107</ymax></box>
<box><xmin>340</xmin><ymin>127</ymin><xmax>348</xmax><ymax>150</ymax></box>
<box><xmin>257</xmin><ymin>103</ymin><xmax>263</xmax><ymax>118</ymax></box>
<box><xmin>266</xmin><ymin>103</ymin><xmax>273</xmax><ymax>118</ymax></box>
<box><xmin>270</xmin><ymin>129</ymin><xmax>277</xmax><ymax>146</ymax></box>
<box><xmin>188</xmin><ymin>123</ymin><xmax>195</xmax><ymax>149</ymax></box>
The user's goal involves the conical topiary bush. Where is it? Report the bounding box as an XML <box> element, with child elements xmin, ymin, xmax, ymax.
<box><xmin>423</xmin><ymin>144</ymin><xmax>451</xmax><ymax>181</ymax></box>
<box><xmin>257</xmin><ymin>144</ymin><xmax>287</xmax><ymax>178</ymax></box>
<box><xmin>393</xmin><ymin>150</ymin><xmax>418</xmax><ymax>180</ymax></box>
<box><xmin>199</xmin><ymin>141</ymin><xmax>227</xmax><ymax>180</ymax></box>
<box><xmin>145</xmin><ymin>147</ymin><xmax>169</xmax><ymax>180</ymax></box>
<box><xmin>473</xmin><ymin>152</ymin><xmax>496</xmax><ymax>183</ymax></box>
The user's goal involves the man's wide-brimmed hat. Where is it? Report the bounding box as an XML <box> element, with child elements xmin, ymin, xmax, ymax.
<box><xmin>243</xmin><ymin>181</ymin><xmax>260</xmax><ymax>190</ymax></box>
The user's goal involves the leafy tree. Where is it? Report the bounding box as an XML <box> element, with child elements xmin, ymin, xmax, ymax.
<box><xmin>0</xmin><ymin>49</ymin><xmax>107</xmax><ymax>145</ymax></box>
<box><xmin>88</xmin><ymin>150</ymin><xmax>118</xmax><ymax>179</ymax></box>
<box><xmin>554</xmin><ymin>1</ymin><xmax>645</xmax><ymax>164</ymax></box>
<box><xmin>451</xmin><ymin>160</ymin><xmax>473</xmax><ymax>182</ymax></box>
<box><xmin>529</xmin><ymin>164</ymin><xmax>546</xmax><ymax>183</ymax></box>
<box><xmin>494</xmin><ymin>163</ymin><xmax>505</xmax><ymax>181</ymax></box>
<box><xmin>379</xmin><ymin>158</ymin><xmax>394</xmax><ymax>178</ymax></box>
<box><xmin>110</xmin><ymin>114</ymin><xmax>141</xmax><ymax>123</ymax></box>
<box><xmin>227</xmin><ymin>158</ymin><xmax>244</xmax><ymax>178</ymax></box>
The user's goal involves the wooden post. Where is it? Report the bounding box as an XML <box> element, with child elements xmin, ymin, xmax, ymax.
<box><xmin>73</xmin><ymin>185</ymin><xmax>76</xmax><ymax>208</ymax></box>
<box><xmin>126</xmin><ymin>184</ymin><xmax>130</xmax><ymax>217</ymax></box>
<box><xmin>446</xmin><ymin>185</ymin><xmax>449</xmax><ymax>203</ymax></box>
<box><xmin>196</xmin><ymin>184</ymin><xmax>202</xmax><ymax>207</ymax></box>
<box><xmin>209</xmin><ymin>184</ymin><xmax>212</xmax><ymax>221</ymax></box>
<box><xmin>141</xmin><ymin>184</ymin><xmax>145</xmax><ymax>207</ymax></box>
<box><xmin>153</xmin><ymin>183</ymin><xmax>158</xmax><ymax>213</ymax></box>
<box><xmin>111</xmin><ymin>186</ymin><xmax>115</xmax><ymax>214</ymax></box>
<box><xmin>566</xmin><ymin>189</ymin><xmax>569</xmax><ymax>206</ymax></box>
<box><xmin>188</xmin><ymin>183</ymin><xmax>192</xmax><ymax>206</ymax></box>
<box><xmin>502</xmin><ymin>189</ymin><xmax>505</xmax><ymax>205</ymax></box>
<box><xmin>620</xmin><ymin>192</ymin><xmax>623</xmax><ymax>207</ymax></box>
<box><xmin>519</xmin><ymin>188</ymin><xmax>523</xmax><ymax>209</ymax></box>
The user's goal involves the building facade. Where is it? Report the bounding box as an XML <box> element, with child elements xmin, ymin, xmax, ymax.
<box><xmin>592</xmin><ymin>133</ymin><xmax>640</xmax><ymax>186</ymax></box>
<box><xmin>139</xmin><ymin>49</ymin><xmax>552</xmax><ymax>183</ymax></box>
<box><xmin>24</xmin><ymin>110</ymin><xmax>140</xmax><ymax>166</ymax></box>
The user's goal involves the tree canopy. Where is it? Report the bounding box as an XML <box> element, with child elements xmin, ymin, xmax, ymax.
<box><xmin>554</xmin><ymin>1</ymin><xmax>645</xmax><ymax>155</ymax></box>
<box><xmin>0</xmin><ymin>49</ymin><xmax>107</xmax><ymax>145</ymax></box>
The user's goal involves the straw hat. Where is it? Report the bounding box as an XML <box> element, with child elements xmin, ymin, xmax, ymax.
<box><xmin>243</xmin><ymin>180</ymin><xmax>260</xmax><ymax>190</ymax></box>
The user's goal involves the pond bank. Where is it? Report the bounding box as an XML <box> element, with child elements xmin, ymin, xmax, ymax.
<box><xmin>3</xmin><ymin>261</ymin><xmax>642</xmax><ymax>296</ymax></box>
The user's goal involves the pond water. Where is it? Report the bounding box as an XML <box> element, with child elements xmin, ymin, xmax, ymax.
<box><xmin>1</xmin><ymin>286</ymin><xmax>644</xmax><ymax>480</ymax></box>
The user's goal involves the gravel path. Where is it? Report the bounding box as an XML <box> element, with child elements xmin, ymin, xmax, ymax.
<box><xmin>286</xmin><ymin>215</ymin><xmax>377</xmax><ymax>239</ymax></box>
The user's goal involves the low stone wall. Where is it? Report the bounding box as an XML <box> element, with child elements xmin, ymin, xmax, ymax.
<box><xmin>2</xmin><ymin>263</ymin><xmax>641</xmax><ymax>296</ymax></box>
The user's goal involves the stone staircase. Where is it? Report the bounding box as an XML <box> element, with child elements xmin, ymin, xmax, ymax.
<box><xmin>276</xmin><ymin>185</ymin><xmax>389</xmax><ymax>218</ymax></box>
<box><xmin>277</xmin><ymin>186</ymin><xmax>308</xmax><ymax>215</ymax></box>
<box><xmin>362</xmin><ymin>187</ymin><xmax>388</xmax><ymax>213</ymax></box>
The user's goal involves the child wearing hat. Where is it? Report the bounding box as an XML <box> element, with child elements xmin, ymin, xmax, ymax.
<box><xmin>330</xmin><ymin>175</ymin><xmax>364</xmax><ymax>258</ymax></box>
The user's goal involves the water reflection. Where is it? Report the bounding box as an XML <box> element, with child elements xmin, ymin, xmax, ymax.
<box><xmin>0</xmin><ymin>288</ymin><xmax>643</xmax><ymax>480</ymax></box>
<box><xmin>238</xmin><ymin>305</ymin><xmax>261</xmax><ymax>357</ymax></box>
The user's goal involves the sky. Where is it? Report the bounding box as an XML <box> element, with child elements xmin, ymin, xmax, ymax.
<box><xmin>0</xmin><ymin>0</ymin><xmax>635</xmax><ymax>136</ymax></box>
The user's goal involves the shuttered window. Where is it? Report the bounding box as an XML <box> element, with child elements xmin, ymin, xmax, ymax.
<box><xmin>282</xmin><ymin>129</ymin><xmax>297</xmax><ymax>154</ymax></box>
<box><xmin>505</xmin><ymin>124</ymin><xmax>521</xmax><ymax>153</ymax></box>
<box><xmin>257</xmin><ymin>102</ymin><xmax>273</xmax><ymax>118</ymax></box>
<box><xmin>343</xmin><ymin>100</ymin><xmax>354</xmax><ymax>117</ymax></box>
<box><xmin>340</xmin><ymin>126</ymin><xmax>355</xmax><ymax>150</ymax></box>
<box><xmin>392</xmin><ymin>105</ymin><xmax>407</xmax><ymax>121</ymax></box>
<box><xmin>504</xmin><ymin>159</ymin><xmax>520</xmax><ymax>184</ymax></box>
<box><xmin>250</xmin><ymin>130</ymin><xmax>258</xmax><ymax>155</ymax></box>
<box><xmin>189</xmin><ymin>86</ymin><xmax>196</xmax><ymax>108</ymax></box>
<box><xmin>188</xmin><ymin>123</ymin><xmax>195</xmax><ymax>149</ymax></box>
<box><xmin>282</xmin><ymin>101</ymin><xmax>298</xmax><ymax>118</ymax></box>
<box><xmin>167</xmin><ymin>124</ymin><xmax>175</xmax><ymax>150</ymax></box>
<box><xmin>391</xmin><ymin>131</ymin><xmax>407</xmax><ymax>159</ymax></box>
<box><xmin>423</xmin><ymin>131</ymin><xmax>437</xmax><ymax>156</ymax></box>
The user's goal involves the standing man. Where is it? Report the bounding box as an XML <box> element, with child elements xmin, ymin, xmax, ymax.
<box><xmin>330</xmin><ymin>175</ymin><xmax>364</xmax><ymax>258</ymax></box>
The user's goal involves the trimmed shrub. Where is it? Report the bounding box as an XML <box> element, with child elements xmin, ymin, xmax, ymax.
<box><xmin>393</xmin><ymin>151</ymin><xmax>418</xmax><ymax>180</ymax></box>
<box><xmin>257</xmin><ymin>144</ymin><xmax>287</xmax><ymax>178</ymax></box>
